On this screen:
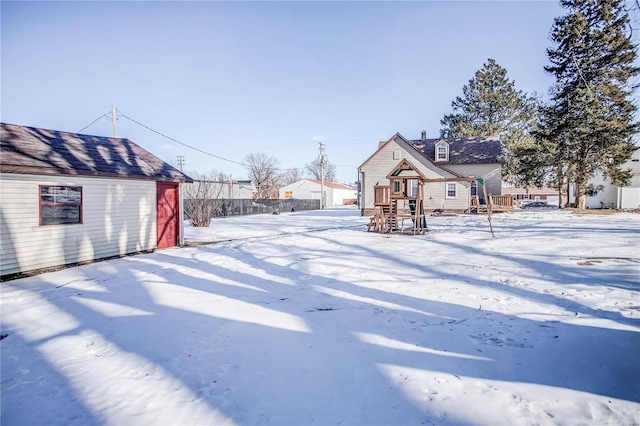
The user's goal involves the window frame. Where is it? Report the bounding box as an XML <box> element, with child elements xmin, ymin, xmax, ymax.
<box><xmin>39</xmin><ymin>185</ymin><xmax>83</xmax><ymax>226</ymax></box>
<box><xmin>409</xmin><ymin>179</ymin><xmax>419</xmax><ymax>197</ymax></box>
<box><xmin>445</xmin><ymin>182</ymin><xmax>457</xmax><ymax>199</ymax></box>
<box><xmin>436</xmin><ymin>144</ymin><xmax>448</xmax><ymax>161</ymax></box>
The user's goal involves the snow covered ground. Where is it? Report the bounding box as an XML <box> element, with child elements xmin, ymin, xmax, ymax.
<box><xmin>1</xmin><ymin>207</ymin><xmax>639</xmax><ymax>425</ymax></box>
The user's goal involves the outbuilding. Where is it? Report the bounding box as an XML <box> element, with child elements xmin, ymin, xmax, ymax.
<box><xmin>0</xmin><ymin>123</ymin><xmax>192</xmax><ymax>277</ymax></box>
<box><xmin>279</xmin><ymin>179</ymin><xmax>358</xmax><ymax>207</ymax></box>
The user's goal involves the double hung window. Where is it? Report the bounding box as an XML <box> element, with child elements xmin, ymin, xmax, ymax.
<box><xmin>40</xmin><ymin>186</ymin><xmax>82</xmax><ymax>225</ymax></box>
<box><xmin>446</xmin><ymin>183</ymin><xmax>457</xmax><ymax>199</ymax></box>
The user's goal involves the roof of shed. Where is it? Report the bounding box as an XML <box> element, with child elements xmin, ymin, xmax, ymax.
<box><xmin>0</xmin><ymin>123</ymin><xmax>192</xmax><ymax>182</ymax></box>
<box><xmin>308</xmin><ymin>179</ymin><xmax>354</xmax><ymax>190</ymax></box>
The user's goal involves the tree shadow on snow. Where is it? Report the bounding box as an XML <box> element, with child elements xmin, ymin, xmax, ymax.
<box><xmin>1</xmin><ymin>220</ymin><xmax>638</xmax><ymax>425</ymax></box>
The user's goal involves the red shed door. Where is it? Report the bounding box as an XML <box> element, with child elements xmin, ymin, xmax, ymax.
<box><xmin>157</xmin><ymin>182</ymin><xmax>179</xmax><ymax>248</ymax></box>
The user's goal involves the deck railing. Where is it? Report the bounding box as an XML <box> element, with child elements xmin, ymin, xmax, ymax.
<box><xmin>489</xmin><ymin>195</ymin><xmax>514</xmax><ymax>211</ymax></box>
<box><xmin>470</xmin><ymin>195</ymin><xmax>513</xmax><ymax>213</ymax></box>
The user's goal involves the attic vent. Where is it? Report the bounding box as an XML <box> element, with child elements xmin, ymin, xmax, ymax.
<box><xmin>393</xmin><ymin>150</ymin><xmax>401</xmax><ymax>160</ymax></box>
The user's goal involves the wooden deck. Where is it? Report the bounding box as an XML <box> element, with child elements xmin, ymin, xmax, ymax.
<box><xmin>469</xmin><ymin>195</ymin><xmax>514</xmax><ymax>213</ymax></box>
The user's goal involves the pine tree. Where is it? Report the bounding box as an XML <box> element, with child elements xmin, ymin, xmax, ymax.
<box><xmin>440</xmin><ymin>59</ymin><xmax>539</xmax><ymax>183</ymax></box>
<box><xmin>543</xmin><ymin>0</ymin><xmax>638</xmax><ymax>209</ymax></box>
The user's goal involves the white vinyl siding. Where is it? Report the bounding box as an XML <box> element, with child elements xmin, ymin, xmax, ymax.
<box><xmin>278</xmin><ymin>179</ymin><xmax>357</xmax><ymax>207</ymax></box>
<box><xmin>1</xmin><ymin>173</ymin><xmax>157</xmax><ymax>276</ymax></box>
<box><xmin>446</xmin><ymin>164</ymin><xmax>502</xmax><ymax>196</ymax></box>
<box><xmin>359</xmin><ymin>136</ymin><xmax>461</xmax><ymax>213</ymax></box>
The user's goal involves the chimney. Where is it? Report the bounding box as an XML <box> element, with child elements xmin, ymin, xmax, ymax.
<box><xmin>421</xmin><ymin>130</ymin><xmax>426</xmax><ymax>142</ymax></box>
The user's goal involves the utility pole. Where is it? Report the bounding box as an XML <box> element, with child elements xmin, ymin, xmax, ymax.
<box><xmin>177</xmin><ymin>155</ymin><xmax>185</xmax><ymax>171</ymax></box>
<box><xmin>319</xmin><ymin>141</ymin><xmax>325</xmax><ymax>209</ymax></box>
<box><xmin>112</xmin><ymin>105</ymin><xmax>117</xmax><ymax>137</ymax></box>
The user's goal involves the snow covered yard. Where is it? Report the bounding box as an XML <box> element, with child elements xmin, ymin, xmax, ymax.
<box><xmin>1</xmin><ymin>207</ymin><xmax>639</xmax><ymax>425</ymax></box>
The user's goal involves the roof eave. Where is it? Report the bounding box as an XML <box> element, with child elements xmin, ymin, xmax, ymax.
<box><xmin>0</xmin><ymin>165</ymin><xmax>192</xmax><ymax>183</ymax></box>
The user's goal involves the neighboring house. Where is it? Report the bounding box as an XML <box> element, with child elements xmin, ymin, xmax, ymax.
<box><xmin>582</xmin><ymin>149</ymin><xmax>640</xmax><ymax>209</ymax></box>
<box><xmin>279</xmin><ymin>179</ymin><xmax>358</xmax><ymax>206</ymax></box>
<box><xmin>358</xmin><ymin>132</ymin><xmax>502</xmax><ymax>215</ymax></box>
<box><xmin>502</xmin><ymin>185</ymin><xmax>560</xmax><ymax>207</ymax></box>
<box><xmin>0</xmin><ymin>123</ymin><xmax>192</xmax><ymax>277</ymax></box>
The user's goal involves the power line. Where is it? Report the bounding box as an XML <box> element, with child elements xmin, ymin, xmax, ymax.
<box><xmin>77</xmin><ymin>113</ymin><xmax>109</xmax><ymax>134</ymax></box>
<box><xmin>111</xmin><ymin>108</ymin><xmax>359</xmax><ymax>174</ymax></box>
<box><xmin>117</xmin><ymin>109</ymin><xmax>248</xmax><ymax>167</ymax></box>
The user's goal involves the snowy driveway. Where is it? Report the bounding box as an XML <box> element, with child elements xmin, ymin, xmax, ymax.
<box><xmin>1</xmin><ymin>208</ymin><xmax>639</xmax><ymax>425</ymax></box>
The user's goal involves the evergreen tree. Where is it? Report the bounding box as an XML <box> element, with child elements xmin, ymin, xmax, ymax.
<box><xmin>440</xmin><ymin>59</ymin><xmax>539</xmax><ymax>183</ymax></box>
<box><xmin>543</xmin><ymin>0</ymin><xmax>638</xmax><ymax>209</ymax></box>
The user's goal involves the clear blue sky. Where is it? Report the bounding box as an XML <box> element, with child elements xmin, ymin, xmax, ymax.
<box><xmin>2</xmin><ymin>1</ymin><xmax>564</xmax><ymax>182</ymax></box>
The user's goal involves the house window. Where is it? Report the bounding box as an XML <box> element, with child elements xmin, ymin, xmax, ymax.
<box><xmin>523</xmin><ymin>194</ymin><xmax>530</xmax><ymax>200</ymax></box>
<box><xmin>446</xmin><ymin>182</ymin><xmax>457</xmax><ymax>199</ymax></box>
<box><xmin>409</xmin><ymin>179</ymin><xmax>419</xmax><ymax>197</ymax></box>
<box><xmin>436</xmin><ymin>145</ymin><xmax>448</xmax><ymax>161</ymax></box>
<box><xmin>40</xmin><ymin>185</ymin><xmax>82</xmax><ymax>225</ymax></box>
<box><xmin>393</xmin><ymin>150</ymin><xmax>401</xmax><ymax>160</ymax></box>
<box><xmin>393</xmin><ymin>181</ymin><xmax>401</xmax><ymax>193</ymax></box>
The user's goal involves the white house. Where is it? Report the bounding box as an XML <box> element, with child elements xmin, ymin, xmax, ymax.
<box><xmin>0</xmin><ymin>123</ymin><xmax>192</xmax><ymax>278</ymax></box>
<box><xmin>582</xmin><ymin>150</ymin><xmax>640</xmax><ymax>209</ymax></box>
<box><xmin>279</xmin><ymin>179</ymin><xmax>357</xmax><ymax>207</ymax></box>
<box><xmin>359</xmin><ymin>132</ymin><xmax>503</xmax><ymax>215</ymax></box>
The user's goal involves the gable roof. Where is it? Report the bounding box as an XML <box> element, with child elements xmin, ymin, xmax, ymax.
<box><xmin>308</xmin><ymin>179</ymin><xmax>354</xmax><ymax>190</ymax></box>
<box><xmin>0</xmin><ymin>123</ymin><xmax>192</xmax><ymax>182</ymax></box>
<box><xmin>386</xmin><ymin>158</ymin><xmax>427</xmax><ymax>180</ymax></box>
<box><xmin>359</xmin><ymin>132</ymin><xmax>503</xmax><ymax>172</ymax></box>
<box><xmin>409</xmin><ymin>136</ymin><xmax>503</xmax><ymax>164</ymax></box>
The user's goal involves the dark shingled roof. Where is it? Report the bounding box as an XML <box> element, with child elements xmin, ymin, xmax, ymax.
<box><xmin>409</xmin><ymin>136</ymin><xmax>503</xmax><ymax>165</ymax></box>
<box><xmin>0</xmin><ymin>123</ymin><xmax>192</xmax><ymax>182</ymax></box>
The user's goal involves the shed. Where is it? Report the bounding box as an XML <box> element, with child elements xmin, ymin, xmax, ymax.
<box><xmin>0</xmin><ymin>123</ymin><xmax>192</xmax><ymax>277</ymax></box>
<box><xmin>279</xmin><ymin>179</ymin><xmax>357</xmax><ymax>206</ymax></box>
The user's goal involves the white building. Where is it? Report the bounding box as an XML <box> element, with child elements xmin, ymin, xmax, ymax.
<box><xmin>279</xmin><ymin>179</ymin><xmax>357</xmax><ymax>207</ymax></box>
<box><xmin>584</xmin><ymin>150</ymin><xmax>640</xmax><ymax>209</ymax></box>
<box><xmin>182</xmin><ymin>179</ymin><xmax>255</xmax><ymax>201</ymax></box>
<box><xmin>359</xmin><ymin>132</ymin><xmax>503</xmax><ymax>215</ymax></box>
<box><xmin>0</xmin><ymin>123</ymin><xmax>191</xmax><ymax>277</ymax></box>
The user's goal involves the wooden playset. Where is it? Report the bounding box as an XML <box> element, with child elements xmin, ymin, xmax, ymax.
<box><xmin>367</xmin><ymin>159</ymin><xmax>428</xmax><ymax>235</ymax></box>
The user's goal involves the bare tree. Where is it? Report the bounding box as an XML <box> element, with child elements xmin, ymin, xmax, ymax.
<box><xmin>281</xmin><ymin>167</ymin><xmax>305</xmax><ymax>186</ymax></box>
<box><xmin>244</xmin><ymin>153</ymin><xmax>281</xmax><ymax>199</ymax></box>
<box><xmin>305</xmin><ymin>157</ymin><xmax>336</xmax><ymax>182</ymax></box>
<box><xmin>182</xmin><ymin>170</ymin><xmax>229</xmax><ymax>227</ymax></box>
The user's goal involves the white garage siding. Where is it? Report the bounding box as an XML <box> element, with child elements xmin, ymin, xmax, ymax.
<box><xmin>0</xmin><ymin>173</ymin><xmax>157</xmax><ymax>276</ymax></box>
<box><xmin>279</xmin><ymin>179</ymin><xmax>357</xmax><ymax>206</ymax></box>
